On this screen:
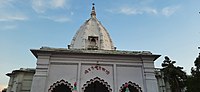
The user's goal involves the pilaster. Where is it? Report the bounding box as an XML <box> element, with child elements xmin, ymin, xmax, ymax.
<box><xmin>142</xmin><ymin>57</ymin><xmax>159</xmax><ymax>92</ymax></box>
<box><xmin>30</xmin><ymin>54</ymin><xmax>50</xmax><ymax>92</ymax></box>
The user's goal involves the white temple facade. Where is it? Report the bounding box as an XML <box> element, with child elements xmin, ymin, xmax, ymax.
<box><xmin>8</xmin><ymin>4</ymin><xmax>161</xmax><ymax>92</ymax></box>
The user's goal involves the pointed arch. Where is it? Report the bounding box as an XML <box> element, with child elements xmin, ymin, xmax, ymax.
<box><xmin>48</xmin><ymin>79</ymin><xmax>73</xmax><ymax>92</ymax></box>
<box><xmin>82</xmin><ymin>77</ymin><xmax>112</xmax><ymax>92</ymax></box>
<box><xmin>119</xmin><ymin>81</ymin><xmax>142</xmax><ymax>92</ymax></box>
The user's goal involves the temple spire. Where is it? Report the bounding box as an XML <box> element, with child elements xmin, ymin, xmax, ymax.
<box><xmin>90</xmin><ymin>3</ymin><xmax>96</xmax><ymax>18</ymax></box>
<box><xmin>70</xmin><ymin>2</ymin><xmax>115</xmax><ymax>50</ymax></box>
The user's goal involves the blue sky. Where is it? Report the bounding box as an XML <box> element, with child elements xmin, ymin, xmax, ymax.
<box><xmin>0</xmin><ymin>0</ymin><xmax>200</xmax><ymax>90</ymax></box>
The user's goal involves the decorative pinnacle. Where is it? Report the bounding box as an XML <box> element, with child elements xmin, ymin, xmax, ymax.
<box><xmin>91</xmin><ymin>3</ymin><xmax>96</xmax><ymax>17</ymax></box>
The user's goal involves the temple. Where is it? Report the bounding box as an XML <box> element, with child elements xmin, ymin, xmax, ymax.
<box><xmin>5</xmin><ymin>4</ymin><xmax>167</xmax><ymax>92</ymax></box>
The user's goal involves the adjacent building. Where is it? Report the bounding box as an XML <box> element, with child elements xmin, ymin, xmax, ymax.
<box><xmin>6</xmin><ymin>68</ymin><xmax>35</xmax><ymax>92</ymax></box>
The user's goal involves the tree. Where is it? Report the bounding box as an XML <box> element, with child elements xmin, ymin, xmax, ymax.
<box><xmin>191</xmin><ymin>53</ymin><xmax>200</xmax><ymax>76</ymax></box>
<box><xmin>161</xmin><ymin>56</ymin><xmax>187</xmax><ymax>92</ymax></box>
<box><xmin>186</xmin><ymin>53</ymin><xmax>200</xmax><ymax>92</ymax></box>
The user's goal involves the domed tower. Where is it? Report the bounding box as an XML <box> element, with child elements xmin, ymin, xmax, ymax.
<box><xmin>69</xmin><ymin>4</ymin><xmax>115</xmax><ymax>50</ymax></box>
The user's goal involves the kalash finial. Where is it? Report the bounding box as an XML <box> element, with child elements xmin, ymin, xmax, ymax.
<box><xmin>91</xmin><ymin>3</ymin><xmax>96</xmax><ymax>18</ymax></box>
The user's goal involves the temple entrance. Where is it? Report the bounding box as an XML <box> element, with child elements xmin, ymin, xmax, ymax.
<box><xmin>51</xmin><ymin>83</ymin><xmax>72</xmax><ymax>92</ymax></box>
<box><xmin>82</xmin><ymin>77</ymin><xmax>112</xmax><ymax>92</ymax></box>
<box><xmin>48</xmin><ymin>79</ymin><xmax>73</xmax><ymax>92</ymax></box>
<box><xmin>121</xmin><ymin>85</ymin><xmax>139</xmax><ymax>92</ymax></box>
<box><xmin>119</xmin><ymin>81</ymin><xmax>142</xmax><ymax>92</ymax></box>
<box><xmin>84</xmin><ymin>81</ymin><xmax>109</xmax><ymax>92</ymax></box>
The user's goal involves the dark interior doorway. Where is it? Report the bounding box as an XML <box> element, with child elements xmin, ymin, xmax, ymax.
<box><xmin>84</xmin><ymin>81</ymin><xmax>109</xmax><ymax>92</ymax></box>
<box><xmin>121</xmin><ymin>85</ymin><xmax>140</xmax><ymax>92</ymax></box>
<box><xmin>51</xmin><ymin>83</ymin><xmax>72</xmax><ymax>92</ymax></box>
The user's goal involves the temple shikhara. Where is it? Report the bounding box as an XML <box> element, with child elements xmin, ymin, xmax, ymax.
<box><xmin>6</xmin><ymin>4</ymin><xmax>170</xmax><ymax>92</ymax></box>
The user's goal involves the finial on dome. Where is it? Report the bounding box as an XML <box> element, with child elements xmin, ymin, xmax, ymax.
<box><xmin>91</xmin><ymin>3</ymin><xmax>96</xmax><ymax>18</ymax></box>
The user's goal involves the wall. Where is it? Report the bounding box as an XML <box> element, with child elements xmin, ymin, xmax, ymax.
<box><xmin>6</xmin><ymin>69</ymin><xmax>35</xmax><ymax>92</ymax></box>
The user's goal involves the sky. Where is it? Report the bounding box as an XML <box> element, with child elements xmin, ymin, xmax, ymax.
<box><xmin>0</xmin><ymin>0</ymin><xmax>200</xmax><ymax>90</ymax></box>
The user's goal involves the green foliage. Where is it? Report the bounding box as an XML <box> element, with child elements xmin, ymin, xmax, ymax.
<box><xmin>186</xmin><ymin>53</ymin><xmax>200</xmax><ymax>92</ymax></box>
<box><xmin>161</xmin><ymin>56</ymin><xmax>187</xmax><ymax>92</ymax></box>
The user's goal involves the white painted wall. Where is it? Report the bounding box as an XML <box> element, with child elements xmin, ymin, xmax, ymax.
<box><xmin>30</xmin><ymin>51</ymin><xmax>159</xmax><ymax>92</ymax></box>
<box><xmin>116</xmin><ymin>65</ymin><xmax>144</xmax><ymax>91</ymax></box>
<box><xmin>6</xmin><ymin>69</ymin><xmax>34</xmax><ymax>92</ymax></box>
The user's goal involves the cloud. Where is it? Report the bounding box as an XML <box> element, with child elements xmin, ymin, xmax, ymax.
<box><xmin>119</xmin><ymin>7</ymin><xmax>142</xmax><ymax>15</ymax></box>
<box><xmin>1</xmin><ymin>25</ymin><xmax>17</xmax><ymax>30</ymax></box>
<box><xmin>0</xmin><ymin>25</ymin><xmax>17</xmax><ymax>31</ymax></box>
<box><xmin>32</xmin><ymin>0</ymin><xmax>70</xmax><ymax>13</ymax></box>
<box><xmin>0</xmin><ymin>0</ymin><xmax>13</xmax><ymax>7</ymax></box>
<box><xmin>40</xmin><ymin>15</ymin><xmax>71</xmax><ymax>23</ymax></box>
<box><xmin>50</xmin><ymin>0</ymin><xmax>66</xmax><ymax>8</ymax></box>
<box><xmin>0</xmin><ymin>14</ymin><xmax>28</xmax><ymax>22</ymax></box>
<box><xmin>107</xmin><ymin>5</ymin><xmax>180</xmax><ymax>17</ymax></box>
<box><xmin>161</xmin><ymin>6</ymin><xmax>180</xmax><ymax>16</ymax></box>
<box><xmin>0</xmin><ymin>0</ymin><xmax>29</xmax><ymax>22</ymax></box>
<box><xmin>107</xmin><ymin>6</ymin><xmax>157</xmax><ymax>15</ymax></box>
<box><xmin>143</xmin><ymin>7</ymin><xmax>158</xmax><ymax>15</ymax></box>
<box><xmin>31</xmin><ymin>0</ymin><xmax>46</xmax><ymax>13</ymax></box>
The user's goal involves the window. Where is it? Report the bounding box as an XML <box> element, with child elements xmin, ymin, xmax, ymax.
<box><xmin>87</xmin><ymin>36</ymin><xmax>99</xmax><ymax>50</ymax></box>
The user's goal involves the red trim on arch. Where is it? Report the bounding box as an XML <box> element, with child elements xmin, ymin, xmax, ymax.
<box><xmin>82</xmin><ymin>77</ymin><xmax>112</xmax><ymax>92</ymax></box>
<box><xmin>119</xmin><ymin>81</ymin><xmax>142</xmax><ymax>92</ymax></box>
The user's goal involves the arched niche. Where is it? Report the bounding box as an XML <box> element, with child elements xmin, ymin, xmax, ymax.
<box><xmin>48</xmin><ymin>79</ymin><xmax>73</xmax><ymax>92</ymax></box>
<box><xmin>82</xmin><ymin>77</ymin><xmax>112</xmax><ymax>92</ymax></box>
<box><xmin>119</xmin><ymin>81</ymin><xmax>142</xmax><ymax>92</ymax></box>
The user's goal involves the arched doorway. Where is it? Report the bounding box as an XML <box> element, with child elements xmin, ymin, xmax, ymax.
<box><xmin>48</xmin><ymin>79</ymin><xmax>73</xmax><ymax>92</ymax></box>
<box><xmin>82</xmin><ymin>77</ymin><xmax>112</xmax><ymax>92</ymax></box>
<box><xmin>119</xmin><ymin>81</ymin><xmax>142</xmax><ymax>92</ymax></box>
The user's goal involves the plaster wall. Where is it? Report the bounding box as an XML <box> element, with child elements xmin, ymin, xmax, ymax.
<box><xmin>30</xmin><ymin>52</ymin><xmax>159</xmax><ymax>92</ymax></box>
<box><xmin>6</xmin><ymin>70</ymin><xmax>34</xmax><ymax>92</ymax></box>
